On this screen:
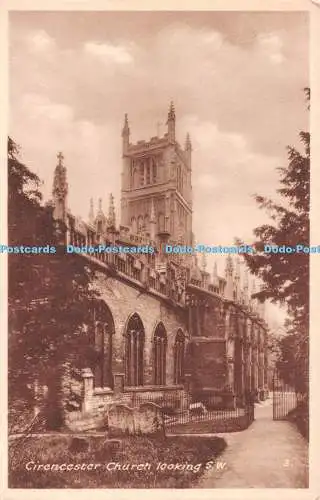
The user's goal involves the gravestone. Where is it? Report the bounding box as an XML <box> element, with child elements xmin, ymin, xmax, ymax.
<box><xmin>107</xmin><ymin>404</ymin><xmax>135</xmax><ymax>436</ymax></box>
<box><xmin>134</xmin><ymin>402</ymin><xmax>164</xmax><ymax>435</ymax></box>
<box><xmin>69</xmin><ymin>437</ymin><xmax>89</xmax><ymax>453</ymax></box>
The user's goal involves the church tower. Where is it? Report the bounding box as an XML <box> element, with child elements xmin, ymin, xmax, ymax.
<box><xmin>120</xmin><ymin>103</ymin><xmax>193</xmax><ymax>245</ymax></box>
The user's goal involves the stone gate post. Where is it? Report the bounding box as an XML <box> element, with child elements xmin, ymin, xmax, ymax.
<box><xmin>81</xmin><ymin>368</ymin><xmax>94</xmax><ymax>413</ymax></box>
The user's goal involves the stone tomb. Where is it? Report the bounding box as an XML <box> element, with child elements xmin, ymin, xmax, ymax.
<box><xmin>107</xmin><ymin>402</ymin><xmax>164</xmax><ymax>437</ymax></box>
<box><xmin>134</xmin><ymin>403</ymin><xmax>164</xmax><ymax>435</ymax></box>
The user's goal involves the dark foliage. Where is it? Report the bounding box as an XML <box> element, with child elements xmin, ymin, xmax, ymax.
<box><xmin>8</xmin><ymin>138</ymin><xmax>99</xmax><ymax>430</ymax></box>
<box><xmin>237</xmin><ymin>90</ymin><xmax>310</xmax><ymax>391</ymax></box>
<box><xmin>287</xmin><ymin>400</ymin><xmax>309</xmax><ymax>441</ymax></box>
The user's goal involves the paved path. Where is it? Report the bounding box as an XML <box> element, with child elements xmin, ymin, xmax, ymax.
<box><xmin>197</xmin><ymin>399</ymin><xmax>309</xmax><ymax>488</ymax></box>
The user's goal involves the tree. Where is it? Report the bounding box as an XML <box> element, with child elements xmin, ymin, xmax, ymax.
<box><xmin>238</xmin><ymin>90</ymin><xmax>310</xmax><ymax>390</ymax></box>
<box><xmin>8</xmin><ymin>138</ymin><xmax>99</xmax><ymax>430</ymax></box>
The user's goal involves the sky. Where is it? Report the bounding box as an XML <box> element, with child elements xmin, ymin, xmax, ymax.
<box><xmin>9</xmin><ymin>11</ymin><xmax>309</xmax><ymax>323</ymax></box>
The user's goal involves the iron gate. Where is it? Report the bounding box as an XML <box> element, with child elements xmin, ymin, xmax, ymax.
<box><xmin>272</xmin><ymin>370</ymin><xmax>297</xmax><ymax>420</ymax></box>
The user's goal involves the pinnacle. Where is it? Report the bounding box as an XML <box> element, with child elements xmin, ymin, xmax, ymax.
<box><xmin>122</xmin><ymin>113</ymin><xmax>130</xmax><ymax>135</ymax></box>
<box><xmin>168</xmin><ymin>100</ymin><xmax>176</xmax><ymax>120</ymax></box>
<box><xmin>107</xmin><ymin>193</ymin><xmax>116</xmax><ymax>227</ymax></box>
<box><xmin>57</xmin><ymin>151</ymin><xmax>64</xmax><ymax>166</ymax></box>
<box><xmin>98</xmin><ymin>197</ymin><xmax>104</xmax><ymax>215</ymax></box>
<box><xmin>89</xmin><ymin>198</ymin><xmax>94</xmax><ymax>223</ymax></box>
<box><xmin>185</xmin><ymin>132</ymin><xmax>192</xmax><ymax>150</ymax></box>
<box><xmin>225</xmin><ymin>254</ymin><xmax>233</xmax><ymax>274</ymax></box>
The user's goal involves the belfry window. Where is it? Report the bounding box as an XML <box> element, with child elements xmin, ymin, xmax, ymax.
<box><xmin>158</xmin><ymin>213</ymin><xmax>165</xmax><ymax>233</ymax></box>
<box><xmin>139</xmin><ymin>163</ymin><xmax>144</xmax><ymax>186</ymax></box>
<box><xmin>154</xmin><ymin>323</ymin><xmax>167</xmax><ymax>385</ymax></box>
<box><xmin>125</xmin><ymin>313</ymin><xmax>144</xmax><ymax>386</ymax></box>
<box><xmin>131</xmin><ymin>217</ymin><xmax>137</xmax><ymax>233</ymax></box>
<box><xmin>152</xmin><ymin>159</ymin><xmax>157</xmax><ymax>183</ymax></box>
<box><xmin>146</xmin><ymin>163</ymin><xmax>151</xmax><ymax>184</ymax></box>
<box><xmin>174</xmin><ymin>330</ymin><xmax>185</xmax><ymax>384</ymax></box>
<box><xmin>133</xmin><ymin>168</ymin><xmax>139</xmax><ymax>189</ymax></box>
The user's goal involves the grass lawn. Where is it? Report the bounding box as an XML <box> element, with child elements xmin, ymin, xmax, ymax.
<box><xmin>167</xmin><ymin>415</ymin><xmax>249</xmax><ymax>434</ymax></box>
<box><xmin>9</xmin><ymin>434</ymin><xmax>226</xmax><ymax>488</ymax></box>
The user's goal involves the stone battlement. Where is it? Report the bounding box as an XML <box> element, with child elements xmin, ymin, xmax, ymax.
<box><xmin>64</xmin><ymin>210</ymin><xmax>266</xmax><ymax>326</ymax></box>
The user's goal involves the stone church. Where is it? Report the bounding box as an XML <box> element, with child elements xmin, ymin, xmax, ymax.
<box><xmin>51</xmin><ymin>103</ymin><xmax>269</xmax><ymax>431</ymax></box>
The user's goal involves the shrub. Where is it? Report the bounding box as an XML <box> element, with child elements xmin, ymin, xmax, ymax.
<box><xmin>287</xmin><ymin>400</ymin><xmax>309</xmax><ymax>440</ymax></box>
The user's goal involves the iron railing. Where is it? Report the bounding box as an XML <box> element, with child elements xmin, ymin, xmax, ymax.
<box><xmin>121</xmin><ymin>389</ymin><xmax>255</xmax><ymax>433</ymax></box>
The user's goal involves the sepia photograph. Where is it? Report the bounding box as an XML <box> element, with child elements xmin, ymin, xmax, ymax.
<box><xmin>5</xmin><ymin>6</ymin><xmax>311</xmax><ymax>491</ymax></box>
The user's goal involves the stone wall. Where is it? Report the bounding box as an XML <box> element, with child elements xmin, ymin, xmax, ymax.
<box><xmin>189</xmin><ymin>340</ymin><xmax>227</xmax><ymax>391</ymax></box>
<box><xmin>63</xmin><ymin>365</ymin><xmax>186</xmax><ymax>432</ymax></box>
<box><xmin>93</xmin><ymin>272</ymin><xmax>187</xmax><ymax>386</ymax></box>
<box><xmin>61</xmin><ymin>269</ymin><xmax>268</xmax><ymax>431</ymax></box>
<box><xmin>65</xmin><ymin>408</ymin><xmax>106</xmax><ymax>432</ymax></box>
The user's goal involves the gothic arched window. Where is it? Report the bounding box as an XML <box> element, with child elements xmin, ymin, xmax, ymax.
<box><xmin>158</xmin><ymin>213</ymin><xmax>165</xmax><ymax>233</ymax></box>
<box><xmin>125</xmin><ymin>313</ymin><xmax>144</xmax><ymax>386</ymax></box>
<box><xmin>174</xmin><ymin>330</ymin><xmax>185</xmax><ymax>384</ymax></box>
<box><xmin>154</xmin><ymin>323</ymin><xmax>167</xmax><ymax>385</ymax></box>
<box><xmin>91</xmin><ymin>300</ymin><xmax>114</xmax><ymax>389</ymax></box>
